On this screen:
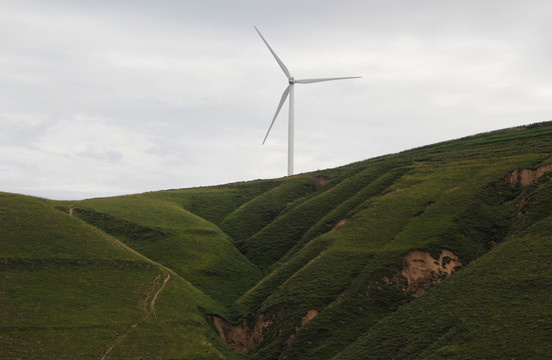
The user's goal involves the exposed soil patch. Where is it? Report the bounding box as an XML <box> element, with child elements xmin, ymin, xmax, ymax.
<box><xmin>508</xmin><ymin>164</ymin><xmax>552</xmax><ymax>187</ymax></box>
<box><xmin>331</xmin><ymin>218</ymin><xmax>348</xmax><ymax>232</ymax></box>
<box><xmin>313</xmin><ymin>176</ymin><xmax>329</xmax><ymax>188</ymax></box>
<box><xmin>285</xmin><ymin>309</ymin><xmax>319</xmax><ymax>346</ymax></box>
<box><xmin>213</xmin><ymin>309</ymin><xmax>319</xmax><ymax>352</ymax></box>
<box><xmin>212</xmin><ymin>314</ymin><xmax>273</xmax><ymax>354</ymax></box>
<box><xmin>402</xmin><ymin>249</ymin><xmax>462</xmax><ymax>296</ymax></box>
<box><xmin>301</xmin><ymin>309</ymin><xmax>318</xmax><ymax>325</ymax></box>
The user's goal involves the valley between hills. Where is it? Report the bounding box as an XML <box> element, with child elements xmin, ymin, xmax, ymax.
<box><xmin>2</xmin><ymin>122</ymin><xmax>552</xmax><ymax>359</ymax></box>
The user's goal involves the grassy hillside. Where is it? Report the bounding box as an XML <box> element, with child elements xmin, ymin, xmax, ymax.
<box><xmin>0</xmin><ymin>192</ymin><xmax>244</xmax><ymax>359</ymax></box>
<box><xmin>142</xmin><ymin>179</ymin><xmax>283</xmax><ymax>225</ymax></box>
<box><xmin>239</xmin><ymin>123</ymin><xmax>552</xmax><ymax>360</ymax></box>
<box><xmin>64</xmin><ymin>194</ymin><xmax>262</xmax><ymax>305</ymax></box>
<box><xmin>2</xmin><ymin>121</ymin><xmax>552</xmax><ymax>359</ymax></box>
<box><xmin>333</xmin><ymin>214</ymin><xmax>552</xmax><ymax>360</ymax></box>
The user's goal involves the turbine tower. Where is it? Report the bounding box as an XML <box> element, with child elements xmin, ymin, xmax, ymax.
<box><xmin>255</xmin><ymin>26</ymin><xmax>360</xmax><ymax>176</ymax></box>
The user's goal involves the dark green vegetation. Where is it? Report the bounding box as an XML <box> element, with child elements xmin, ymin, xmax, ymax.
<box><xmin>2</xmin><ymin>122</ymin><xmax>552</xmax><ymax>359</ymax></box>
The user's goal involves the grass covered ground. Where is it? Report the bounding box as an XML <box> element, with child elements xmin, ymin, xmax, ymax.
<box><xmin>332</xmin><ymin>214</ymin><xmax>552</xmax><ymax>360</ymax></box>
<box><xmin>2</xmin><ymin>121</ymin><xmax>552</xmax><ymax>359</ymax></box>
<box><xmin>65</xmin><ymin>194</ymin><xmax>262</xmax><ymax>305</ymax></box>
<box><xmin>0</xmin><ymin>192</ymin><xmax>244</xmax><ymax>359</ymax></box>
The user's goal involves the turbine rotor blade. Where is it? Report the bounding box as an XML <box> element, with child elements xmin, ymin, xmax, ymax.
<box><xmin>263</xmin><ymin>85</ymin><xmax>290</xmax><ymax>145</ymax></box>
<box><xmin>254</xmin><ymin>26</ymin><xmax>292</xmax><ymax>79</ymax></box>
<box><xmin>295</xmin><ymin>76</ymin><xmax>361</xmax><ymax>84</ymax></box>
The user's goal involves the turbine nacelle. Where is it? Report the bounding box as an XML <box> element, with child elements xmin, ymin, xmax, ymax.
<box><xmin>255</xmin><ymin>26</ymin><xmax>360</xmax><ymax>176</ymax></box>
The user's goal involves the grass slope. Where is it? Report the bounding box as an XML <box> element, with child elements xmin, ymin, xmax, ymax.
<box><xmin>0</xmin><ymin>192</ymin><xmax>244</xmax><ymax>359</ymax></box>
<box><xmin>2</xmin><ymin>122</ymin><xmax>552</xmax><ymax>360</ymax></box>
<box><xmin>65</xmin><ymin>194</ymin><xmax>262</xmax><ymax>305</ymax></box>
<box><xmin>333</xmin><ymin>214</ymin><xmax>552</xmax><ymax>360</ymax></box>
<box><xmin>141</xmin><ymin>179</ymin><xmax>283</xmax><ymax>225</ymax></box>
<box><xmin>219</xmin><ymin>176</ymin><xmax>320</xmax><ymax>245</ymax></box>
<box><xmin>229</xmin><ymin>122</ymin><xmax>552</xmax><ymax>360</ymax></box>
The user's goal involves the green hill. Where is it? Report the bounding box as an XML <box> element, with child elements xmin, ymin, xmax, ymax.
<box><xmin>2</xmin><ymin>121</ymin><xmax>552</xmax><ymax>359</ymax></box>
<box><xmin>0</xmin><ymin>193</ymin><xmax>244</xmax><ymax>359</ymax></box>
<box><xmin>333</xmin><ymin>215</ymin><xmax>552</xmax><ymax>360</ymax></box>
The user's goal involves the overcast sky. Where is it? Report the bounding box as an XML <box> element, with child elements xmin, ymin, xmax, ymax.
<box><xmin>1</xmin><ymin>0</ymin><xmax>551</xmax><ymax>200</ymax></box>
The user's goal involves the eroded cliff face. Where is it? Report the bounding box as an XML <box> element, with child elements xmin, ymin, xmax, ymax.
<box><xmin>212</xmin><ymin>314</ymin><xmax>272</xmax><ymax>354</ymax></box>
<box><xmin>213</xmin><ymin>309</ymin><xmax>320</xmax><ymax>353</ymax></box>
<box><xmin>214</xmin><ymin>249</ymin><xmax>463</xmax><ymax>353</ymax></box>
<box><xmin>401</xmin><ymin>249</ymin><xmax>462</xmax><ymax>297</ymax></box>
<box><xmin>508</xmin><ymin>164</ymin><xmax>552</xmax><ymax>187</ymax></box>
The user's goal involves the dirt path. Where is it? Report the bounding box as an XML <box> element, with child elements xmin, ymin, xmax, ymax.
<box><xmin>149</xmin><ymin>273</ymin><xmax>170</xmax><ymax>319</ymax></box>
<box><xmin>142</xmin><ymin>273</ymin><xmax>170</xmax><ymax>319</ymax></box>
<box><xmin>99</xmin><ymin>272</ymin><xmax>170</xmax><ymax>359</ymax></box>
<box><xmin>143</xmin><ymin>275</ymin><xmax>162</xmax><ymax>314</ymax></box>
<box><xmin>93</xmin><ymin>229</ymin><xmax>125</xmax><ymax>251</ymax></box>
<box><xmin>99</xmin><ymin>325</ymin><xmax>136</xmax><ymax>360</ymax></box>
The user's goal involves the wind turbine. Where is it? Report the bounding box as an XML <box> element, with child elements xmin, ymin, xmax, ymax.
<box><xmin>255</xmin><ymin>26</ymin><xmax>360</xmax><ymax>176</ymax></box>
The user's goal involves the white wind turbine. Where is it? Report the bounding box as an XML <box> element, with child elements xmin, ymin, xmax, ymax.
<box><xmin>255</xmin><ymin>26</ymin><xmax>360</xmax><ymax>176</ymax></box>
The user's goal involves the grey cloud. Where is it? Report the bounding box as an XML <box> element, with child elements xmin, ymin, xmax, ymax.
<box><xmin>1</xmin><ymin>0</ymin><xmax>552</xmax><ymax>199</ymax></box>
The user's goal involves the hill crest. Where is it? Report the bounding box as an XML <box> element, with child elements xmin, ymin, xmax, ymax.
<box><xmin>2</xmin><ymin>121</ymin><xmax>552</xmax><ymax>359</ymax></box>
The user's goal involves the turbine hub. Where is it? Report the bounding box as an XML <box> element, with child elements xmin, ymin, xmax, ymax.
<box><xmin>288</xmin><ymin>77</ymin><xmax>295</xmax><ymax>84</ymax></box>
